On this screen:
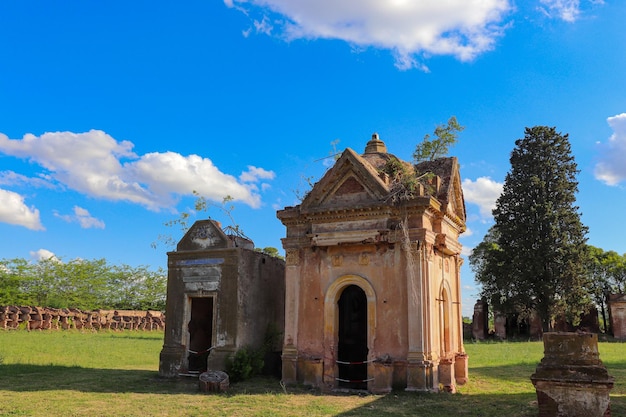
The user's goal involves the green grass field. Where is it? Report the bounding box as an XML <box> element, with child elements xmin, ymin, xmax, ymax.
<box><xmin>0</xmin><ymin>331</ymin><xmax>624</xmax><ymax>416</ymax></box>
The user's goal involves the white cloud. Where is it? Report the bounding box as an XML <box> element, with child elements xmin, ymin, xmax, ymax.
<box><xmin>226</xmin><ymin>0</ymin><xmax>513</xmax><ymax>70</ymax></box>
<box><xmin>254</xmin><ymin>16</ymin><xmax>273</xmax><ymax>35</ymax></box>
<box><xmin>538</xmin><ymin>0</ymin><xmax>603</xmax><ymax>22</ymax></box>
<box><xmin>461</xmin><ymin>245</ymin><xmax>474</xmax><ymax>257</ymax></box>
<box><xmin>30</xmin><ymin>248</ymin><xmax>58</xmax><ymax>262</ymax></box>
<box><xmin>462</xmin><ymin>177</ymin><xmax>503</xmax><ymax>220</ymax></box>
<box><xmin>0</xmin><ymin>188</ymin><xmax>44</xmax><ymax>231</ymax></box>
<box><xmin>239</xmin><ymin>166</ymin><xmax>276</xmax><ymax>182</ymax></box>
<box><xmin>54</xmin><ymin>206</ymin><xmax>105</xmax><ymax>229</ymax></box>
<box><xmin>0</xmin><ymin>130</ymin><xmax>275</xmax><ymax>211</ymax></box>
<box><xmin>0</xmin><ymin>171</ymin><xmax>55</xmax><ymax>189</ymax></box>
<box><xmin>460</xmin><ymin>227</ymin><xmax>473</xmax><ymax>238</ymax></box>
<box><xmin>595</xmin><ymin>113</ymin><xmax>626</xmax><ymax>186</ymax></box>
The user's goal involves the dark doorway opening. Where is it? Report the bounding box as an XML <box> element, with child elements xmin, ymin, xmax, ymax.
<box><xmin>188</xmin><ymin>297</ymin><xmax>214</xmax><ymax>373</ymax></box>
<box><xmin>337</xmin><ymin>285</ymin><xmax>368</xmax><ymax>389</ymax></box>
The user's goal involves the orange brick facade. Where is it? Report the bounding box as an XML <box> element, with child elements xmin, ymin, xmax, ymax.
<box><xmin>277</xmin><ymin>135</ymin><xmax>468</xmax><ymax>393</ymax></box>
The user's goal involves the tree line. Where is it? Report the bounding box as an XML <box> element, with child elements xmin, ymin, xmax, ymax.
<box><xmin>0</xmin><ymin>257</ymin><xmax>166</xmax><ymax>311</ymax></box>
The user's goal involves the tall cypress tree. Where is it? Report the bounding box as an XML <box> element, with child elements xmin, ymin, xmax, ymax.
<box><xmin>474</xmin><ymin>126</ymin><xmax>589</xmax><ymax>331</ymax></box>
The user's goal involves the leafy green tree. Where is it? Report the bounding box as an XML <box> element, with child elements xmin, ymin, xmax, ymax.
<box><xmin>586</xmin><ymin>245</ymin><xmax>612</xmax><ymax>332</ymax></box>
<box><xmin>51</xmin><ymin>258</ymin><xmax>109</xmax><ymax>309</ymax></box>
<box><xmin>23</xmin><ymin>257</ymin><xmax>59</xmax><ymax>307</ymax></box>
<box><xmin>0</xmin><ymin>258</ymin><xmax>31</xmax><ymax>305</ymax></box>
<box><xmin>104</xmin><ymin>264</ymin><xmax>166</xmax><ymax>310</ymax></box>
<box><xmin>586</xmin><ymin>246</ymin><xmax>626</xmax><ymax>332</ymax></box>
<box><xmin>254</xmin><ymin>247</ymin><xmax>284</xmax><ymax>260</ymax></box>
<box><xmin>472</xmin><ymin>126</ymin><xmax>590</xmax><ymax>331</ymax></box>
<box><xmin>413</xmin><ymin>116</ymin><xmax>464</xmax><ymax>163</ymax></box>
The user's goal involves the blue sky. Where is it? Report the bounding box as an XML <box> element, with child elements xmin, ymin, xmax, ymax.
<box><xmin>1</xmin><ymin>1</ymin><xmax>625</xmax><ymax>316</ymax></box>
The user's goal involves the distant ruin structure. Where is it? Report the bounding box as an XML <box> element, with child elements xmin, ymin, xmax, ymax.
<box><xmin>608</xmin><ymin>294</ymin><xmax>626</xmax><ymax>340</ymax></box>
<box><xmin>159</xmin><ymin>220</ymin><xmax>285</xmax><ymax>377</ymax></box>
<box><xmin>472</xmin><ymin>300</ymin><xmax>489</xmax><ymax>340</ymax></box>
<box><xmin>472</xmin><ymin>302</ymin><xmax>600</xmax><ymax>341</ymax></box>
<box><xmin>277</xmin><ymin>134</ymin><xmax>468</xmax><ymax>393</ymax></box>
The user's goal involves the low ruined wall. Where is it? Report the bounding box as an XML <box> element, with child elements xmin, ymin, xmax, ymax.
<box><xmin>0</xmin><ymin>306</ymin><xmax>165</xmax><ymax>331</ymax></box>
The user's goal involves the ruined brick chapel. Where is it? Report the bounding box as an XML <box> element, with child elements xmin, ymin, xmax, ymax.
<box><xmin>160</xmin><ymin>133</ymin><xmax>468</xmax><ymax>394</ymax></box>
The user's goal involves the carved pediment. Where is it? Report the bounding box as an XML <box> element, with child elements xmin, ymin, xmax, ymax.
<box><xmin>177</xmin><ymin>220</ymin><xmax>229</xmax><ymax>251</ymax></box>
<box><xmin>448</xmin><ymin>162</ymin><xmax>466</xmax><ymax>225</ymax></box>
<box><xmin>301</xmin><ymin>148</ymin><xmax>389</xmax><ymax>211</ymax></box>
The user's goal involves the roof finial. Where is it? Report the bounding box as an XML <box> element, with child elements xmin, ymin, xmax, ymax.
<box><xmin>365</xmin><ymin>132</ymin><xmax>387</xmax><ymax>154</ymax></box>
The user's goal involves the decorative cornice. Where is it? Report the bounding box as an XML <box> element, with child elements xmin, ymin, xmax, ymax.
<box><xmin>310</xmin><ymin>229</ymin><xmax>388</xmax><ymax>247</ymax></box>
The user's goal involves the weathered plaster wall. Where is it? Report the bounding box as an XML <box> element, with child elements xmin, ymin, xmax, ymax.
<box><xmin>159</xmin><ymin>221</ymin><xmax>285</xmax><ymax>377</ymax></box>
<box><xmin>277</xmin><ymin>137</ymin><xmax>467</xmax><ymax>393</ymax></box>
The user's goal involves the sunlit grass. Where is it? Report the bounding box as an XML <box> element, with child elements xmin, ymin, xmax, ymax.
<box><xmin>0</xmin><ymin>330</ymin><xmax>625</xmax><ymax>416</ymax></box>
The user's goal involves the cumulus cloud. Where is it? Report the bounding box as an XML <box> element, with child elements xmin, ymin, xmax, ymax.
<box><xmin>0</xmin><ymin>188</ymin><xmax>44</xmax><ymax>231</ymax></box>
<box><xmin>226</xmin><ymin>0</ymin><xmax>513</xmax><ymax>70</ymax></box>
<box><xmin>30</xmin><ymin>248</ymin><xmax>58</xmax><ymax>262</ymax></box>
<box><xmin>0</xmin><ymin>130</ymin><xmax>275</xmax><ymax>211</ymax></box>
<box><xmin>538</xmin><ymin>0</ymin><xmax>603</xmax><ymax>22</ymax></box>
<box><xmin>595</xmin><ymin>113</ymin><xmax>626</xmax><ymax>186</ymax></box>
<box><xmin>462</xmin><ymin>177</ymin><xmax>503</xmax><ymax>219</ymax></box>
<box><xmin>54</xmin><ymin>206</ymin><xmax>105</xmax><ymax>229</ymax></box>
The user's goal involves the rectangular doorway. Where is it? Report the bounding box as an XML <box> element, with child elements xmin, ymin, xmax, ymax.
<box><xmin>187</xmin><ymin>297</ymin><xmax>214</xmax><ymax>373</ymax></box>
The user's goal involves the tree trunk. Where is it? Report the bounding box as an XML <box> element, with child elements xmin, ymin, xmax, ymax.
<box><xmin>600</xmin><ymin>298</ymin><xmax>608</xmax><ymax>334</ymax></box>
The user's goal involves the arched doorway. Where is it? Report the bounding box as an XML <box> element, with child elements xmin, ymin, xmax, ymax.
<box><xmin>337</xmin><ymin>285</ymin><xmax>368</xmax><ymax>389</ymax></box>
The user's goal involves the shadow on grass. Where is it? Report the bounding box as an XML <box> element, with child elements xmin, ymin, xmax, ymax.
<box><xmin>331</xmin><ymin>390</ymin><xmax>626</xmax><ymax>417</ymax></box>
<box><xmin>3</xmin><ymin>363</ymin><xmax>625</xmax><ymax>416</ymax></box>
<box><xmin>0</xmin><ymin>364</ymin><xmax>198</xmax><ymax>394</ymax></box>
<box><xmin>333</xmin><ymin>391</ymin><xmax>539</xmax><ymax>417</ymax></box>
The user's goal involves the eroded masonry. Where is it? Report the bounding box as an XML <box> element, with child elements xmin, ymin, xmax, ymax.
<box><xmin>159</xmin><ymin>220</ymin><xmax>285</xmax><ymax>377</ymax></box>
<box><xmin>277</xmin><ymin>134</ymin><xmax>468</xmax><ymax>393</ymax></box>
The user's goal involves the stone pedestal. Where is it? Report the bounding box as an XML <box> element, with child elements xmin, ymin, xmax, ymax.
<box><xmin>298</xmin><ymin>357</ymin><xmax>323</xmax><ymax>388</ymax></box>
<box><xmin>281</xmin><ymin>346</ymin><xmax>298</xmax><ymax>385</ymax></box>
<box><xmin>370</xmin><ymin>361</ymin><xmax>393</xmax><ymax>394</ymax></box>
<box><xmin>438</xmin><ymin>356</ymin><xmax>456</xmax><ymax>393</ymax></box>
<box><xmin>454</xmin><ymin>352</ymin><xmax>469</xmax><ymax>385</ymax></box>
<box><xmin>406</xmin><ymin>359</ymin><xmax>437</xmax><ymax>392</ymax></box>
<box><xmin>530</xmin><ymin>332</ymin><xmax>613</xmax><ymax>417</ymax></box>
<box><xmin>159</xmin><ymin>345</ymin><xmax>185</xmax><ymax>377</ymax></box>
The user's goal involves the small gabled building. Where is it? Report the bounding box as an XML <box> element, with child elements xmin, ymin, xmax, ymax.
<box><xmin>159</xmin><ymin>220</ymin><xmax>285</xmax><ymax>377</ymax></box>
<box><xmin>277</xmin><ymin>134</ymin><xmax>468</xmax><ymax>393</ymax></box>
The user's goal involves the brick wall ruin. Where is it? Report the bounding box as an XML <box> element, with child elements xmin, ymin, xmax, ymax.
<box><xmin>0</xmin><ymin>305</ymin><xmax>164</xmax><ymax>331</ymax></box>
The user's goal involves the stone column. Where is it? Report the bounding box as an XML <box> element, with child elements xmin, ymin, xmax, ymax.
<box><xmin>159</xmin><ymin>260</ymin><xmax>186</xmax><ymax>377</ymax></box>
<box><xmin>530</xmin><ymin>332</ymin><xmax>614</xmax><ymax>417</ymax></box>
<box><xmin>472</xmin><ymin>300</ymin><xmax>489</xmax><ymax>340</ymax></box>
<box><xmin>608</xmin><ymin>294</ymin><xmax>626</xmax><ymax>340</ymax></box>
<box><xmin>494</xmin><ymin>311</ymin><xmax>507</xmax><ymax>340</ymax></box>
<box><xmin>406</xmin><ymin>240</ymin><xmax>437</xmax><ymax>392</ymax></box>
<box><xmin>281</xmin><ymin>248</ymin><xmax>301</xmax><ymax>384</ymax></box>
